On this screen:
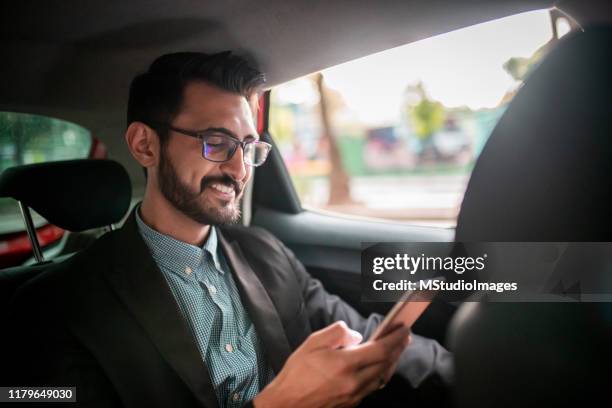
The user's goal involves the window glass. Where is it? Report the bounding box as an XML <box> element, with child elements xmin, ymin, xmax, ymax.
<box><xmin>270</xmin><ymin>9</ymin><xmax>569</xmax><ymax>227</ymax></box>
<box><xmin>0</xmin><ymin>111</ymin><xmax>92</xmax><ymax>172</ymax></box>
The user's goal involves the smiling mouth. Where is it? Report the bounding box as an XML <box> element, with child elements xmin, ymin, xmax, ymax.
<box><xmin>208</xmin><ymin>183</ymin><xmax>236</xmax><ymax>198</ymax></box>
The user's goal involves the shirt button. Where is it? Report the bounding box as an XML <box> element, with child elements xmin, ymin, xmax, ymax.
<box><xmin>184</xmin><ymin>266</ymin><xmax>192</xmax><ymax>275</ymax></box>
<box><xmin>231</xmin><ymin>393</ymin><xmax>240</xmax><ymax>402</ymax></box>
<box><xmin>225</xmin><ymin>343</ymin><xmax>234</xmax><ymax>353</ymax></box>
<box><xmin>209</xmin><ymin>285</ymin><xmax>217</xmax><ymax>294</ymax></box>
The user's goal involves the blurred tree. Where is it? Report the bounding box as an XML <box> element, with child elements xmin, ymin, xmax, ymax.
<box><xmin>406</xmin><ymin>82</ymin><xmax>445</xmax><ymax>159</ymax></box>
<box><xmin>314</xmin><ymin>73</ymin><xmax>353</xmax><ymax>205</ymax></box>
<box><xmin>503</xmin><ymin>9</ymin><xmax>580</xmax><ymax>83</ymax></box>
<box><xmin>268</xmin><ymin>104</ymin><xmax>295</xmax><ymax>144</ymax></box>
<box><xmin>503</xmin><ymin>46</ymin><xmax>548</xmax><ymax>82</ymax></box>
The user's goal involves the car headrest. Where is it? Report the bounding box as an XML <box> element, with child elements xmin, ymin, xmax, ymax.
<box><xmin>456</xmin><ymin>26</ymin><xmax>612</xmax><ymax>242</ymax></box>
<box><xmin>0</xmin><ymin>159</ymin><xmax>132</xmax><ymax>232</ymax></box>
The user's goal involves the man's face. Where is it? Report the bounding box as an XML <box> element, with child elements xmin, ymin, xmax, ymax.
<box><xmin>156</xmin><ymin>81</ymin><xmax>257</xmax><ymax>225</ymax></box>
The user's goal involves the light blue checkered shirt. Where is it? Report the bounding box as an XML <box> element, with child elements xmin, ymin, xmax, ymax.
<box><xmin>136</xmin><ymin>209</ymin><xmax>274</xmax><ymax>407</ymax></box>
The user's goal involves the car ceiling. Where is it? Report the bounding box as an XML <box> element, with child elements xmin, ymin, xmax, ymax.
<box><xmin>1</xmin><ymin>0</ymin><xmax>554</xmax><ymax>185</ymax></box>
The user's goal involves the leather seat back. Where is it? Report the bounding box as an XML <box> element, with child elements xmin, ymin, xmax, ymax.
<box><xmin>450</xmin><ymin>26</ymin><xmax>612</xmax><ymax>408</ymax></box>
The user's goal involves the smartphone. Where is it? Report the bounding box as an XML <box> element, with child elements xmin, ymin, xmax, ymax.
<box><xmin>368</xmin><ymin>278</ymin><xmax>443</xmax><ymax>341</ymax></box>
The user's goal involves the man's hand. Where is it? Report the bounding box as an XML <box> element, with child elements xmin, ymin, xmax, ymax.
<box><xmin>253</xmin><ymin>321</ymin><xmax>411</xmax><ymax>408</ymax></box>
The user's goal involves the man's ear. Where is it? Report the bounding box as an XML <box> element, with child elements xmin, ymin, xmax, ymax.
<box><xmin>125</xmin><ymin>122</ymin><xmax>159</xmax><ymax>169</ymax></box>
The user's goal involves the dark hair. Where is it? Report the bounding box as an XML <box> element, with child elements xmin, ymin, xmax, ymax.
<box><xmin>127</xmin><ymin>51</ymin><xmax>265</xmax><ymax>143</ymax></box>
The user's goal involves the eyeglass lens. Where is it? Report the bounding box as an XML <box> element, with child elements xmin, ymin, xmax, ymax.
<box><xmin>202</xmin><ymin>133</ymin><xmax>269</xmax><ymax>166</ymax></box>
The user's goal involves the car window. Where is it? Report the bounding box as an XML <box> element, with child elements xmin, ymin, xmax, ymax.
<box><xmin>0</xmin><ymin>112</ymin><xmax>93</xmax><ymax>267</ymax></box>
<box><xmin>0</xmin><ymin>111</ymin><xmax>92</xmax><ymax>171</ymax></box>
<box><xmin>270</xmin><ymin>9</ymin><xmax>575</xmax><ymax>227</ymax></box>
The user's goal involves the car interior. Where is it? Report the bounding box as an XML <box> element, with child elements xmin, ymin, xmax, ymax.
<box><xmin>1</xmin><ymin>0</ymin><xmax>611</xmax><ymax>406</ymax></box>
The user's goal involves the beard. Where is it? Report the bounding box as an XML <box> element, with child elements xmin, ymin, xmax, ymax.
<box><xmin>157</xmin><ymin>147</ymin><xmax>243</xmax><ymax>226</ymax></box>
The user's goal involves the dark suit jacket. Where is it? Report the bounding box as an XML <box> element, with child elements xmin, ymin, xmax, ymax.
<box><xmin>4</xmin><ymin>210</ymin><xmax>452</xmax><ymax>407</ymax></box>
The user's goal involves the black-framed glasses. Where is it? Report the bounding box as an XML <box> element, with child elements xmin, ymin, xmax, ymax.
<box><xmin>149</xmin><ymin>122</ymin><xmax>272</xmax><ymax>167</ymax></box>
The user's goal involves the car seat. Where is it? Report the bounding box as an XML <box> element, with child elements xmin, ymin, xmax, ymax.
<box><xmin>449</xmin><ymin>26</ymin><xmax>612</xmax><ymax>407</ymax></box>
<box><xmin>0</xmin><ymin>159</ymin><xmax>132</xmax><ymax>309</ymax></box>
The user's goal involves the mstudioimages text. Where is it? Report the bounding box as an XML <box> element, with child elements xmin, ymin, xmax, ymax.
<box><xmin>372</xmin><ymin>253</ymin><xmax>487</xmax><ymax>275</ymax></box>
<box><xmin>372</xmin><ymin>278</ymin><xmax>519</xmax><ymax>293</ymax></box>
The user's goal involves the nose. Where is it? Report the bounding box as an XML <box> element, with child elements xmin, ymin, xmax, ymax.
<box><xmin>220</xmin><ymin>145</ymin><xmax>248</xmax><ymax>183</ymax></box>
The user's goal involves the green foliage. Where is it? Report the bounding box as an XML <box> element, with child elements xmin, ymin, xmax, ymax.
<box><xmin>503</xmin><ymin>42</ymin><xmax>549</xmax><ymax>82</ymax></box>
<box><xmin>268</xmin><ymin>104</ymin><xmax>295</xmax><ymax>144</ymax></box>
<box><xmin>406</xmin><ymin>83</ymin><xmax>445</xmax><ymax>140</ymax></box>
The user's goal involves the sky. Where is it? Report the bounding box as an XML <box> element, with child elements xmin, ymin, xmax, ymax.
<box><xmin>276</xmin><ymin>9</ymin><xmax>556</xmax><ymax>127</ymax></box>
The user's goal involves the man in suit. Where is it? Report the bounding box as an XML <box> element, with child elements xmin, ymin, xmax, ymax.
<box><xmin>6</xmin><ymin>52</ymin><xmax>452</xmax><ymax>407</ymax></box>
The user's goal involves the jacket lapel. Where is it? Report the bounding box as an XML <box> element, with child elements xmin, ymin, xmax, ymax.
<box><xmin>103</xmin><ymin>210</ymin><xmax>218</xmax><ymax>408</ymax></box>
<box><xmin>217</xmin><ymin>231</ymin><xmax>292</xmax><ymax>374</ymax></box>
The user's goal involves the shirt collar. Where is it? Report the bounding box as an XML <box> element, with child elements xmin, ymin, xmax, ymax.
<box><xmin>135</xmin><ymin>206</ymin><xmax>223</xmax><ymax>275</ymax></box>
<box><xmin>202</xmin><ymin>223</ymin><xmax>222</xmax><ymax>271</ymax></box>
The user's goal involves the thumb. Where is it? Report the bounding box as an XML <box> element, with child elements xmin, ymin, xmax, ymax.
<box><xmin>302</xmin><ymin>321</ymin><xmax>363</xmax><ymax>351</ymax></box>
